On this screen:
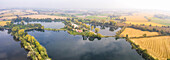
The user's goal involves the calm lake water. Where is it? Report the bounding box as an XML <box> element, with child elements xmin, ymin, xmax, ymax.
<box><xmin>0</xmin><ymin>30</ymin><xmax>27</xmax><ymax>60</ymax></box>
<box><xmin>0</xmin><ymin>21</ymin><xmax>144</xmax><ymax>60</ymax></box>
<box><xmin>28</xmin><ymin>21</ymin><xmax>143</xmax><ymax>60</ymax></box>
<box><xmin>28</xmin><ymin>30</ymin><xmax>143</xmax><ymax>60</ymax></box>
<box><xmin>92</xmin><ymin>26</ymin><xmax>121</xmax><ymax>36</ymax></box>
<box><xmin>28</xmin><ymin>21</ymin><xmax>65</xmax><ymax>29</ymax></box>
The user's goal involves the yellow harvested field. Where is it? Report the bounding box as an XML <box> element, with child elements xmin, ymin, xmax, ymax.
<box><xmin>120</xmin><ymin>28</ymin><xmax>160</xmax><ymax>37</ymax></box>
<box><xmin>26</xmin><ymin>10</ymin><xmax>38</xmax><ymax>14</ymax></box>
<box><xmin>21</xmin><ymin>15</ymin><xmax>67</xmax><ymax>19</ymax></box>
<box><xmin>0</xmin><ymin>21</ymin><xmax>11</xmax><ymax>26</ymax></box>
<box><xmin>131</xmin><ymin>36</ymin><xmax>170</xmax><ymax>60</ymax></box>
<box><xmin>120</xmin><ymin>12</ymin><xmax>164</xmax><ymax>26</ymax></box>
<box><xmin>121</xmin><ymin>16</ymin><xmax>148</xmax><ymax>22</ymax></box>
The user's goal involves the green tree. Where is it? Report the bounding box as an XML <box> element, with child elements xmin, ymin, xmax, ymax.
<box><xmin>38</xmin><ymin>46</ymin><xmax>44</xmax><ymax>52</ymax></box>
<box><xmin>41</xmin><ymin>26</ymin><xmax>44</xmax><ymax>29</ymax></box>
<box><xmin>91</xmin><ymin>26</ymin><xmax>94</xmax><ymax>30</ymax></box>
<box><xmin>21</xmin><ymin>20</ymin><xmax>25</xmax><ymax>25</ymax></box>
<box><xmin>88</xmin><ymin>32</ymin><xmax>95</xmax><ymax>37</ymax></box>
<box><xmin>6</xmin><ymin>22</ymin><xmax>11</xmax><ymax>26</ymax></box>
<box><xmin>109</xmin><ymin>20</ymin><xmax>116</xmax><ymax>25</ymax></box>
<box><xmin>18</xmin><ymin>29</ymin><xmax>25</xmax><ymax>36</ymax></box>
<box><xmin>12</xmin><ymin>26</ymin><xmax>20</xmax><ymax>32</ymax></box>
<box><xmin>126</xmin><ymin>34</ymin><xmax>128</xmax><ymax>39</ymax></box>
<box><xmin>35</xmin><ymin>41</ymin><xmax>41</xmax><ymax>47</ymax></box>
<box><xmin>143</xmin><ymin>34</ymin><xmax>147</xmax><ymax>37</ymax></box>
<box><xmin>86</xmin><ymin>25</ymin><xmax>90</xmax><ymax>30</ymax></box>
<box><xmin>97</xmin><ymin>33</ymin><xmax>103</xmax><ymax>38</ymax></box>
<box><xmin>95</xmin><ymin>28</ymin><xmax>100</xmax><ymax>33</ymax></box>
<box><xmin>79</xmin><ymin>22</ymin><xmax>82</xmax><ymax>25</ymax></box>
<box><xmin>27</xmin><ymin>35</ymin><xmax>32</xmax><ymax>42</ymax></box>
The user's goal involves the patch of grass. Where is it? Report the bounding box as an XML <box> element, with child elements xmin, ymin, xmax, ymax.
<box><xmin>151</xmin><ymin>17</ymin><xmax>170</xmax><ymax>26</ymax></box>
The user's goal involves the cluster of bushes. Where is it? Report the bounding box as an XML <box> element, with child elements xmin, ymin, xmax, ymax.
<box><xmin>72</xmin><ymin>20</ymin><xmax>91</xmax><ymax>30</ymax></box>
<box><xmin>90</xmin><ymin>19</ymin><xmax>117</xmax><ymax>26</ymax></box>
<box><xmin>63</xmin><ymin>20</ymin><xmax>104</xmax><ymax>38</ymax></box>
<box><xmin>45</xmin><ymin>28</ymin><xmax>66</xmax><ymax>31</ymax></box>
<box><xmin>126</xmin><ymin>38</ymin><xmax>156</xmax><ymax>60</ymax></box>
<box><xmin>66</xmin><ymin>17</ymin><xmax>90</xmax><ymax>23</ymax></box>
<box><xmin>68</xmin><ymin>30</ymin><xmax>104</xmax><ymax>39</ymax></box>
<box><xmin>115</xmin><ymin>26</ymin><xmax>126</xmax><ymax>39</ymax></box>
<box><xmin>4</xmin><ymin>22</ymin><xmax>44</xmax><ymax>30</ymax></box>
<box><xmin>0</xmin><ymin>26</ymin><xmax>4</xmax><ymax>30</ymax></box>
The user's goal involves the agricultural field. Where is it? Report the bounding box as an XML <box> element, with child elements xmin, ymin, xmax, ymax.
<box><xmin>150</xmin><ymin>17</ymin><xmax>170</xmax><ymax>26</ymax></box>
<box><xmin>85</xmin><ymin>16</ymin><xmax>109</xmax><ymax>19</ymax></box>
<box><xmin>131</xmin><ymin>36</ymin><xmax>170</xmax><ymax>60</ymax></box>
<box><xmin>21</xmin><ymin>15</ymin><xmax>67</xmax><ymax>19</ymax></box>
<box><xmin>0</xmin><ymin>10</ymin><xmax>11</xmax><ymax>14</ymax></box>
<box><xmin>121</xmin><ymin>15</ymin><xmax>148</xmax><ymax>22</ymax></box>
<box><xmin>1</xmin><ymin>16</ymin><xmax>17</xmax><ymax>20</ymax></box>
<box><xmin>25</xmin><ymin>10</ymin><xmax>38</xmax><ymax>14</ymax></box>
<box><xmin>120</xmin><ymin>28</ymin><xmax>160</xmax><ymax>37</ymax></box>
<box><xmin>120</xmin><ymin>13</ymin><xmax>164</xmax><ymax>26</ymax></box>
<box><xmin>0</xmin><ymin>10</ymin><xmax>30</xmax><ymax>17</ymax></box>
<box><xmin>0</xmin><ymin>13</ymin><xmax>13</xmax><ymax>17</ymax></box>
<box><xmin>0</xmin><ymin>21</ymin><xmax>11</xmax><ymax>26</ymax></box>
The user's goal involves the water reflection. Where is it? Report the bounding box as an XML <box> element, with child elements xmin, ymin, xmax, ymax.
<box><xmin>28</xmin><ymin>30</ymin><xmax>144</xmax><ymax>60</ymax></box>
<box><xmin>0</xmin><ymin>30</ymin><xmax>27</xmax><ymax>60</ymax></box>
<box><xmin>14</xmin><ymin>21</ymin><xmax>65</xmax><ymax>29</ymax></box>
<box><xmin>87</xmin><ymin>23</ymin><xmax>121</xmax><ymax>36</ymax></box>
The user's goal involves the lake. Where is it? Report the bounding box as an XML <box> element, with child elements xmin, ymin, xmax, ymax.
<box><xmin>0</xmin><ymin>30</ymin><xmax>27</xmax><ymax>60</ymax></box>
<box><xmin>28</xmin><ymin>30</ymin><xmax>143</xmax><ymax>60</ymax></box>
<box><xmin>0</xmin><ymin>21</ymin><xmax>144</xmax><ymax>60</ymax></box>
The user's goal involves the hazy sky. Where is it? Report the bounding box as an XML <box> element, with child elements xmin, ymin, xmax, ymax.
<box><xmin>0</xmin><ymin>0</ymin><xmax>170</xmax><ymax>10</ymax></box>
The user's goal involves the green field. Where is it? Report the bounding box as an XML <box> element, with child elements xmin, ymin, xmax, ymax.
<box><xmin>151</xmin><ymin>17</ymin><xmax>170</xmax><ymax>26</ymax></box>
<box><xmin>85</xmin><ymin>16</ymin><xmax>109</xmax><ymax>19</ymax></box>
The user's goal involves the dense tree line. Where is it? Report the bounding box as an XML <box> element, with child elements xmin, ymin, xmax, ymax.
<box><xmin>4</xmin><ymin>21</ymin><xmax>44</xmax><ymax>31</ymax></box>
<box><xmin>115</xmin><ymin>26</ymin><xmax>126</xmax><ymax>39</ymax></box>
<box><xmin>12</xmin><ymin>17</ymin><xmax>64</xmax><ymax>22</ymax></box>
<box><xmin>130</xmin><ymin>24</ymin><xmax>170</xmax><ymax>35</ymax></box>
